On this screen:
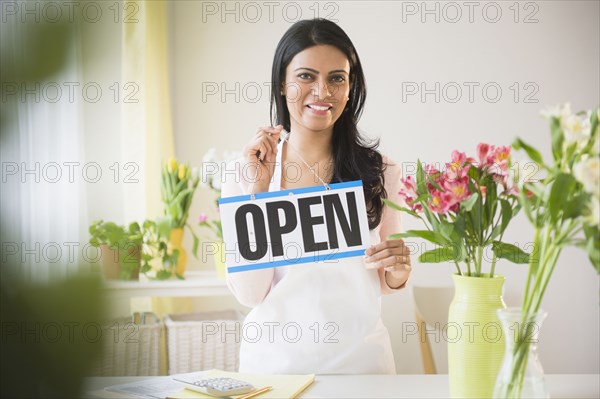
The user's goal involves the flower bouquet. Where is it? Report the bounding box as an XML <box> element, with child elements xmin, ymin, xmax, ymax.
<box><xmin>386</xmin><ymin>143</ymin><xmax>530</xmax><ymax>273</ymax></box>
<box><xmin>494</xmin><ymin>104</ymin><xmax>599</xmax><ymax>398</ymax></box>
<box><xmin>387</xmin><ymin>143</ymin><xmax>532</xmax><ymax>397</ymax></box>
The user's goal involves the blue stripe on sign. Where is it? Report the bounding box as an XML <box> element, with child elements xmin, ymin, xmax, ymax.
<box><xmin>227</xmin><ymin>248</ymin><xmax>366</xmax><ymax>273</ymax></box>
<box><xmin>218</xmin><ymin>180</ymin><xmax>363</xmax><ymax>205</ymax></box>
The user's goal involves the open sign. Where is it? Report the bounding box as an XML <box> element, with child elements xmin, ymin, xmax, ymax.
<box><xmin>218</xmin><ymin>181</ymin><xmax>370</xmax><ymax>273</ymax></box>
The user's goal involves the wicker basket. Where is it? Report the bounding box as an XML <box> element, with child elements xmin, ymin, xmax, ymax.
<box><xmin>165</xmin><ymin>310</ymin><xmax>244</xmax><ymax>374</ymax></box>
<box><xmin>89</xmin><ymin>313</ymin><xmax>162</xmax><ymax>376</ymax></box>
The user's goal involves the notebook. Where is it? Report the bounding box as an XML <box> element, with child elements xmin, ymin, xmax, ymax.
<box><xmin>167</xmin><ymin>369</ymin><xmax>315</xmax><ymax>399</ymax></box>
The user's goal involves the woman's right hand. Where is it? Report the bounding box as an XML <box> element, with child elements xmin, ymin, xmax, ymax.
<box><xmin>241</xmin><ymin>125</ymin><xmax>283</xmax><ymax>193</ymax></box>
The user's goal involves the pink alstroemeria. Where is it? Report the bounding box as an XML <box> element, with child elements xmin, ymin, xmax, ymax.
<box><xmin>488</xmin><ymin>146</ymin><xmax>511</xmax><ymax>177</ymax></box>
<box><xmin>446</xmin><ymin>150</ymin><xmax>474</xmax><ymax>181</ymax></box>
<box><xmin>198</xmin><ymin>213</ymin><xmax>208</xmax><ymax>223</ymax></box>
<box><xmin>398</xmin><ymin>176</ymin><xmax>422</xmax><ymax>212</ymax></box>
<box><xmin>429</xmin><ymin>190</ymin><xmax>454</xmax><ymax>214</ymax></box>
<box><xmin>425</xmin><ymin>163</ymin><xmax>441</xmax><ymax>177</ymax></box>
<box><xmin>477</xmin><ymin>143</ymin><xmax>493</xmax><ymax>166</ymax></box>
<box><xmin>444</xmin><ymin>176</ymin><xmax>471</xmax><ymax>205</ymax></box>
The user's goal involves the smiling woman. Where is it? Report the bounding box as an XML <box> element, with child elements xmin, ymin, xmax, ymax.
<box><xmin>220</xmin><ymin>18</ymin><xmax>411</xmax><ymax>375</ymax></box>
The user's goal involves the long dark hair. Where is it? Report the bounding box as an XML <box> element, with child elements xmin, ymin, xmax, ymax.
<box><xmin>270</xmin><ymin>18</ymin><xmax>386</xmax><ymax>229</ymax></box>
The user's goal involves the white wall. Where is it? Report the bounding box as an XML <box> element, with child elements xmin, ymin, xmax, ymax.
<box><xmin>169</xmin><ymin>1</ymin><xmax>599</xmax><ymax>374</ymax></box>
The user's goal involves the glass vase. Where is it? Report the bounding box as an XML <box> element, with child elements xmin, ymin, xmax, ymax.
<box><xmin>493</xmin><ymin>308</ymin><xmax>549</xmax><ymax>398</ymax></box>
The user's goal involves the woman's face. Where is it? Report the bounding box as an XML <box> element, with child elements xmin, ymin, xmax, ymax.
<box><xmin>283</xmin><ymin>44</ymin><xmax>351</xmax><ymax>134</ymax></box>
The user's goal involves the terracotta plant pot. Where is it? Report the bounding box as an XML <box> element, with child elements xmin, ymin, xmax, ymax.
<box><xmin>100</xmin><ymin>244</ymin><xmax>141</xmax><ymax>280</ymax></box>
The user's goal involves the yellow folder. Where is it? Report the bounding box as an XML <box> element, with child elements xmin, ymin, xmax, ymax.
<box><xmin>167</xmin><ymin>369</ymin><xmax>315</xmax><ymax>399</ymax></box>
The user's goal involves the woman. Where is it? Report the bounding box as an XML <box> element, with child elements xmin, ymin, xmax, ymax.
<box><xmin>221</xmin><ymin>18</ymin><xmax>411</xmax><ymax>374</ymax></box>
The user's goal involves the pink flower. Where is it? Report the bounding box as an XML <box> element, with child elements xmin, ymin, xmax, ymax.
<box><xmin>198</xmin><ymin>213</ymin><xmax>208</xmax><ymax>223</ymax></box>
<box><xmin>488</xmin><ymin>146</ymin><xmax>511</xmax><ymax>178</ymax></box>
<box><xmin>429</xmin><ymin>190</ymin><xmax>454</xmax><ymax>214</ymax></box>
<box><xmin>425</xmin><ymin>163</ymin><xmax>441</xmax><ymax>177</ymax></box>
<box><xmin>445</xmin><ymin>150</ymin><xmax>474</xmax><ymax>181</ymax></box>
<box><xmin>477</xmin><ymin>143</ymin><xmax>493</xmax><ymax>166</ymax></box>
<box><xmin>443</xmin><ymin>176</ymin><xmax>471</xmax><ymax>204</ymax></box>
<box><xmin>398</xmin><ymin>176</ymin><xmax>422</xmax><ymax>212</ymax></box>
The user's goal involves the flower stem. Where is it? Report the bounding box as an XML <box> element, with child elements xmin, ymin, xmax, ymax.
<box><xmin>490</xmin><ymin>252</ymin><xmax>497</xmax><ymax>278</ymax></box>
<box><xmin>453</xmin><ymin>261</ymin><xmax>462</xmax><ymax>275</ymax></box>
<box><xmin>476</xmin><ymin>245</ymin><xmax>483</xmax><ymax>277</ymax></box>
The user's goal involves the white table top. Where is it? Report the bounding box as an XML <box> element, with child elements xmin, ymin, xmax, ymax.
<box><xmin>85</xmin><ymin>374</ymin><xmax>600</xmax><ymax>398</ymax></box>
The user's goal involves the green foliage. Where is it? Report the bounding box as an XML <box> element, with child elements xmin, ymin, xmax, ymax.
<box><xmin>88</xmin><ymin>220</ymin><xmax>144</xmax><ymax>280</ymax></box>
<box><xmin>389</xmin><ymin>151</ymin><xmax>527</xmax><ymax>277</ymax></box>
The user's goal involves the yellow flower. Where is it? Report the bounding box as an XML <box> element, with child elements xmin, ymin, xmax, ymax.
<box><xmin>178</xmin><ymin>164</ymin><xmax>187</xmax><ymax>180</ymax></box>
<box><xmin>168</xmin><ymin>158</ymin><xmax>177</xmax><ymax>173</ymax></box>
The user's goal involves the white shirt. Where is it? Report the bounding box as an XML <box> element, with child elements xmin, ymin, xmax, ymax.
<box><xmin>222</xmin><ymin>139</ymin><xmax>405</xmax><ymax>374</ymax></box>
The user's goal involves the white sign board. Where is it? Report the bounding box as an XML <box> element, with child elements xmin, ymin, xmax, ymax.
<box><xmin>218</xmin><ymin>180</ymin><xmax>370</xmax><ymax>273</ymax></box>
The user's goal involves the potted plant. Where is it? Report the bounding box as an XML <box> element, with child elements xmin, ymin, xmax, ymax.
<box><xmin>160</xmin><ymin>158</ymin><xmax>200</xmax><ymax>277</ymax></box>
<box><xmin>386</xmin><ymin>143</ymin><xmax>530</xmax><ymax>398</ymax></box>
<box><xmin>493</xmin><ymin>104</ymin><xmax>599</xmax><ymax>398</ymax></box>
<box><xmin>89</xmin><ymin>220</ymin><xmax>149</xmax><ymax>280</ymax></box>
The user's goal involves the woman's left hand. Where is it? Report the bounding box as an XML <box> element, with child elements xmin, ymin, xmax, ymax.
<box><xmin>364</xmin><ymin>239</ymin><xmax>411</xmax><ymax>288</ymax></box>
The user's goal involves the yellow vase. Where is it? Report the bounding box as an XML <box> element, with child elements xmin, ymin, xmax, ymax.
<box><xmin>448</xmin><ymin>273</ymin><xmax>506</xmax><ymax>398</ymax></box>
<box><xmin>169</xmin><ymin>228</ymin><xmax>187</xmax><ymax>277</ymax></box>
<box><xmin>214</xmin><ymin>241</ymin><xmax>226</xmax><ymax>279</ymax></box>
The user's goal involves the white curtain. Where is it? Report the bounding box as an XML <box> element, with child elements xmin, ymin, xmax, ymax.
<box><xmin>1</xmin><ymin>19</ymin><xmax>87</xmax><ymax>283</ymax></box>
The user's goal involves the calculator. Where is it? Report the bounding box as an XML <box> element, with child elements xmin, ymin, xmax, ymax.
<box><xmin>172</xmin><ymin>376</ymin><xmax>255</xmax><ymax>397</ymax></box>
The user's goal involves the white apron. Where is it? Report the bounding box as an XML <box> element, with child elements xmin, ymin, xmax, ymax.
<box><xmin>238</xmin><ymin>140</ymin><xmax>396</xmax><ymax>374</ymax></box>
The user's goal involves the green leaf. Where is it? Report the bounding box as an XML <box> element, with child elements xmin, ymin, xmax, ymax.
<box><xmin>156</xmin><ymin>270</ymin><xmax>172</xmax><ymax>280</ymax></box>
<box><xmin>461</xmin><ymin>193</ymin><xmax>479</xmax><ymax>211</ymax></box>
<box><xmin>423</xmin><ymin>206</ymin><xmax>440</xmax><ymax>231</ymax></box>
<box><xmin>156</xmin><ymin>216</ymin><xmax>173</xmax><ymax>238</ymax></box>
<box><xmin>548</xmin><ymin>173</ymin><xmax>576</xmax><ymax>222</ymax></box>
<box><xmin>439</xmin><ymin>221</ymin><xmax>455</xmax><ymax>242</ymax></box>
<box><xmin>453</xmin><ymin>214</ymin><xmax>466</xmax><ymax>239</ymax></box>
<box><xmin>563</xmin><ymin>192</ymin><xmax>590</xmax><ymax>220</ymax></box>
<box><xmin>419</xmin><ymin>246</ymin><xmax>459</xmax><ymax>263</ymax></box>
<box><xmin>492</xmin><ymin>241</ymin><xmax>530</xmax><ymax>264</ymax></box>
<box><xmin>416</xmin><ymin>160</ymin><xmax>427</xmax><ymax>196</ymax></box>
<box><xmin>583</xmin><ymin>108</ymin><xmax>599</xmax><ymax>155</ymax></box>
<box><xmin>499</xmin><ymin>199</ymin><xmax>512</xmax><ymax>235</ymax></box>
<box><xmin>190</xmin><ymin>228</ymin><xmax>199</xmax><ymax>258</ymax></box>
<box><xmin>587</xmin><ymin>237</ymin><xmax>600</xmax><ymax>273</ymax></box>
<box><xmin>550</xmin><ymin>118</ymin><xmax>564</xmax><ymax>163</ymax></box>
<box><xmin>481</xmin><ymin>179</ymin><xmax>494</xmax><ymax>233</ymax></box>
<box><xmin>392</xmin><ymin>230</ymin><xmax>448</xmax><ymax>245</ymax></box>
<box><xmin>141</xmin><ymin>263</ymin><xmax>152</xmax><ymax>274</ymax></box>
<box><xmin>426</xmin><ymin>173</ymin><xmax>444</xmax><ymax>193</ymax></box>
<box><xmin>512</xmin><ymin>138</ymin><xmax>545</xmax><ymax>165</ymax></box>
<box><xmin>467</xmin><ymin>167</ymin><xmax>480</xmax><ymax>181</ymax></box>
<box><xmin>383</xmin><ymin>199</ymin><xmax>420</xmax><ymax>217</ymax></box>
